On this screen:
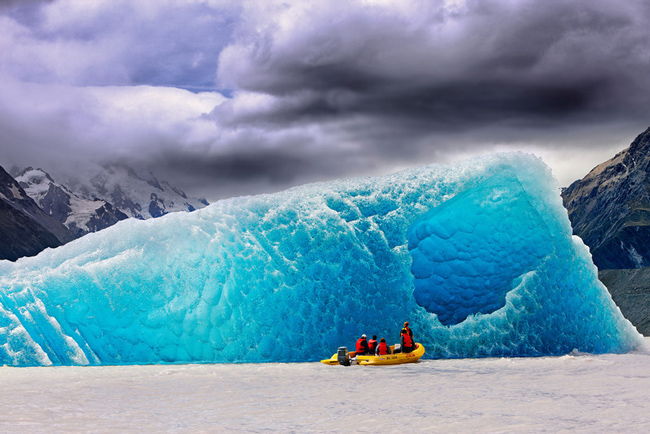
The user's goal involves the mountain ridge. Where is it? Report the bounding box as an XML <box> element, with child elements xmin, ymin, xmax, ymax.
<box><xmin>1</xmin><ymin>162</ymin><xmax>210</xmax><ymax>261</ymax></box>
<box><xmin>70</xmin><ymin>163</ymin><xmax>209</xmax><ymax>220</ymax></box>
<box><xmin>16</xmin><ymin>167</ymin><xmax>129</xmax><ymax>237</ymax></box>
<box><xmin>0</xmin><ymin>165</ymin><xmax>75</xmax><ymax>261</ymax></box>
<box><xmin>562</xmin><ymin>126</ymin><xmax>650</xmax><ymax>269</ymax></box>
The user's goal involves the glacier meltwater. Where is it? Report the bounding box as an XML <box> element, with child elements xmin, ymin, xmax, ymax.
<box><xmin>0</xmin><ymin>154</ymin><xmax>642</xmax><ymax>366</ymax></box>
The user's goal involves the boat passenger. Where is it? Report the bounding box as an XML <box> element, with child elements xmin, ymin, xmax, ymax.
<box><xmin>376</xmin><ymin>337</ymin><xmax>391</xmax><ymax>355</ymax></box>
<box><xmin>368</xmin><ymin>335</ymin><xmax>378</xmax><ymax>354</ymax></box>
<box><xmin>400</xmin><ymin>321</ymin><xmax>415</xmax><ymax>353</ymax></box>
<box><xmin>356</xmin><ymin>334</ymin><xmax>370</xmax><ymax>355</ymax></box>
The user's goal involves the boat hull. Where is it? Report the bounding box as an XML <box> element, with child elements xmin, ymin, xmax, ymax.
<box><xmin>321</xmin><ymin>343</ymin><xmax>425</xmax><ymax>366</ymax></box>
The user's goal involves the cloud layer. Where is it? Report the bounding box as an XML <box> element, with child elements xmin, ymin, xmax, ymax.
<box><xmin>1</xmin><ymin>0</ymin><xmax>649</xmax><ymax>199</ymax></box>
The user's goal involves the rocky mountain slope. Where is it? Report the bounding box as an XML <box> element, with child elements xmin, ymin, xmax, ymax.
<box><xmin>562</xmin><ymin>126</ymin><xmax>650</xmax><ymax>270</ymax></box>
<box><xmin>16</xmin><ymin>167</ymin><xmax>128</xmax><ymax>237</ymax></box>
<box><xmin>599</xmin><ymin>267</ymin><xmax>650</xmax><ymax>336</ymax></box>
<box><xmin>0</xmin><ymin>166</ymin><xmax>74</xmax><ymax>261</ymax></box>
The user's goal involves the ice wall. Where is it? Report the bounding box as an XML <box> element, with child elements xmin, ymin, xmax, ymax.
<box><xmin>0</xmin><ymin>153</ymin><xmax>642</xmax><ymax>366</ymax></box>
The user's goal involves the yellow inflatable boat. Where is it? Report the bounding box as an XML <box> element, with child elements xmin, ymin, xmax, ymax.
<box><xmin>321</xmin><ymin>343</ymin><xmax>425</xmax><ymax>366</ymax></box>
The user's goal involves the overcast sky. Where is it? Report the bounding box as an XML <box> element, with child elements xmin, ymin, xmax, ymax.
<box><xmin>1</xmin><ymin>0</ymin><xmax>649</xmax><ymax>201</ymax></box>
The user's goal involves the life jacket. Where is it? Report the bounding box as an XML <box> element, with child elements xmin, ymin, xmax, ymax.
<box><xmin>377</xmin><ymin>341</ymin><xmax>390</xmax><ymax>355</ymax></box>
<box><xmin>401</xmin><ymin>328</ymin><xmax>413</xmax><ymax>347</ymax></box>
<box><xmin>368</xmin><ymin>339</ymin><xmax>378</xmax><ymax>353</ymax></box>
<box><xmin>356</xmin><ymin>338</ymin><xmax>368</xmax><ymax>354</ymax></box>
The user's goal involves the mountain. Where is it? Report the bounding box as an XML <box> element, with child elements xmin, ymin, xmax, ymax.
<box><xmin>562</xmin><ymin>126</ymin><xmax>650</xmax><ymax>270</ymax></box>
<box><xmin>2</xmin><ymin>161</ymin><xmax>209</xmax><ymax>262</ymax></box>
<box><xmin>599</xmin><ymin>267</ymin><xmax>650</xmax><ymax>336</ymax></box>
<box><xmin>63</xmin><ymin>163</ymin><xmax>209</xmax><ymax>220</ymax></box>
<box><xmin>0</xmin><ymin>166</ymin><xmax>75</xmax><ymax>261</ymax></box>
<box><xmin>16</xmin><ymin>167</ymin><xmax>128</xmax><ymax>238</ymax></box>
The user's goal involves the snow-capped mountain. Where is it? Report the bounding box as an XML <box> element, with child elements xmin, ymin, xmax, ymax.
<box><xmin>0</xmin><ymin>165</ymin><xmax>74</xmax><ymax>261</ymax></box>
<box><xmin>65</xmin><ymin>163</ymin><xmax>209</xmax><ymax>220</ymax></box>
<box><xmin>16</xmin><ymin>167</ymin><xmax>128</xmax><ymax>238</ymax></box>
<box><xmin>562</xmin><ymin>126</ymin><xmax>650</xmax><ymax>270</ymax></box>
<box><xmin>2</xmin><ymin>161</ymin><xmax>209</xmax><ymax>261</ymax></box>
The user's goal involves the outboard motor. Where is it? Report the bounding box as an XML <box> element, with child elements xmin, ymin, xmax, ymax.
<box><xmin>337</xmin><ymin>347</ymin><xmax>351</xmax><ymax>366</ymax></box>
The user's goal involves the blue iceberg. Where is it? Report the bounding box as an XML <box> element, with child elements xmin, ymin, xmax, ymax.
<box><xmin>0</xmin><ymin>153</ymin><xmax>642</xmax><ymax>366</ymax></box>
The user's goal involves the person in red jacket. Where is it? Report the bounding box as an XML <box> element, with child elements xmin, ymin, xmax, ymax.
<box><xmin>376</xmin><ymin>337</ymin><xmax>391</xmax><ymax>355</ymax></box>
<box><xmin>356</xmin><ymin>334</ymin><xmax>370</xmax><ymax>355</ymax></box>
<box><xmin>400</xmin><ymin>321</ymin><xmax>415</xmax><ymax>353</ymax></box>
<box><xmin>368</xmin><ymin>335</ymin><xmax>378</xmax><ymax>354</ymax></box>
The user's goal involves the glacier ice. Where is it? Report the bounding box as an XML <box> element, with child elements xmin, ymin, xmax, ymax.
<box><xmin>0</xmin><ymin>153</ymin><xmax>642</xmax><ymax>366</ymax></box>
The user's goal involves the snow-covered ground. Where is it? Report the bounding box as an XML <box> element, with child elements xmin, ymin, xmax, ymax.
<box><xmin>2</xmin><ymin>338</ymin><xmax>650</xmax><ymax>433</ymax></box>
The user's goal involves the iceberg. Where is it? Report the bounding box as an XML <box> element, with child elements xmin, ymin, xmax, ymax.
<box><xmin>0</xmin><ymin>153</ymin><xmax>642</xmax><ymax>366</ymax></box>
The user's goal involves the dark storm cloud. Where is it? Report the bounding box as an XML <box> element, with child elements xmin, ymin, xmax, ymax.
<box><xmin>154</xmin><ymin>0</ymin><xmax>644</xmax><ymax>197</ymax></box>
<box><xmin>159</xmin><ymin>149</ymin><xmax>330</xmax><ymax>186</ymax></box>
<box><xmin>2</xmin><ymin>0</ymin><xmax>650</xmax><ymax>201</ymax></box>
<box><xmin>149</xmin><ymin>142</ymin><xmax>374</xmax><ymax>200</ymax></box>
<box><xmin>219</xmin><ymin>0</ymin><xmax>650</xmax><ymax>128</ymax></box>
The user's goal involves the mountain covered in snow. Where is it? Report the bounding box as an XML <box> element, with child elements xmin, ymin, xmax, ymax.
<box><xmin>562</xmin><ymin>126</ymin><xmax>650</xmax><ymax>270</ymax></box>
<box><xmin>0</xmin><ymin>166</ymin><xmax>75</xmax><ymax>261</ymax></box>
<box><xmin>1</xmin><ymin>162</ymin><xmax>209</xmax><ymax>261</ymax></box>
<box><xmin>62</xmin><ymin>163</ymin><xmax>209</xmax><ymax>220</ymax></box>
<box><xmin>16</xmin><ymin>167</ymin><xmax>128</xmax><ymax>238</ymax></box>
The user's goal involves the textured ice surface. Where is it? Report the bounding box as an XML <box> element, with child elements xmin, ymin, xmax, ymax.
<box><xmin>409</xmin><ymin>169</ymin><xmax>556</xmax><ymax>326</ymax></box>
<box><xmin>0</xmin><ymin>153</ymin><xmax>642</xmax><ymax>366</ymax></box>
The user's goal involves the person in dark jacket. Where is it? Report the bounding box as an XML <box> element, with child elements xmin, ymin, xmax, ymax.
<box><xmin>400</xmin><ymin>321</ymin><xmax>415</xmax><ymax>353</ymax></box>
<box><xmin>368</xmin><ymin>335</ymin><xmax>378</xmax><ymax>354</ymax></box>
<box><xmin>376</xmin><ymin>337</ymin><xmax>391</xmax><ymax>355</ymax></box>
<box><xmin>356</xmin><ymin>334</ymin><xmax>370</xmax><ymax>355</ymax></box>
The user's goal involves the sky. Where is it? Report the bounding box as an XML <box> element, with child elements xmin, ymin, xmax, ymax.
<box><xmin>1</xmin><ymin>0</ymin><xmax>649</xmax><ymax>201</ymax></box>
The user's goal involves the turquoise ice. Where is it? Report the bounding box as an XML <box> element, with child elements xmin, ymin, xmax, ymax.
<box><xmin>0</xmin><ymin>153</ymin><xmax>642</xmax><ymax>366</ymax></box>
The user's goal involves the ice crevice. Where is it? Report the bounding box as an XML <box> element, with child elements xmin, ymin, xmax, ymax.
<box><xmin>0</xmin><ymin>153</ymin><xmax>643</xmax><ymax>366</ymax></box>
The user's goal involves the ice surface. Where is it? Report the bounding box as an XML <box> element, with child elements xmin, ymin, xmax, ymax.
<box><xmin>0</xmin><ymin>153</ymin><xmax>642</xmax><ymax>366</ymax></box>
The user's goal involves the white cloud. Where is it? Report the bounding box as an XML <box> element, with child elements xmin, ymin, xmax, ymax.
<box><xmin>0</xmin><ymin>77</ymin><xmax>226</xmax><ymax>164</ymax></box>
<box><xmin>0</xmin><ymin>0</ymin><xmax>240</xmax><ymax>87</ymax></box>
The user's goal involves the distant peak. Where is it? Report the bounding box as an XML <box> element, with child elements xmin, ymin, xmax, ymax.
<box><xmin>16</xmin><ymin>166</ymin><xmax>34</xmax><ymax>177</ymax></box>
<box><xmin>16</xmin><ymin>167</ymin><xmax>56</xmax><ymax>185</ymax></box>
